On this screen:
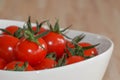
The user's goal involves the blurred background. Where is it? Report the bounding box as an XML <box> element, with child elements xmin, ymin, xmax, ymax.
<box><xmin>0</xmin><ymin>0</ymin><xmax>119</xmax><ymax>80</ymax></box>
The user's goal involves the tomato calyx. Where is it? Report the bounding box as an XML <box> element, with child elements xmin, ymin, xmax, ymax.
<box><xmin>13</xmin><ymin>62</ymin><xmax>28</xmax><ymax>71</ymax></box>
<box><xmin>24</xmin><ymin>30</ymin><xmax>49</xmax><ymax>47</ymax></box>
<box><xmin>5</xmin><ymin>61</ymin><xmax>34</xmax><ymax>71</ymax></box>
<box><xmin>34</xmin><ymin>20</ymin><xmax>47</xmax><ymax>35</ymax></box>
<box><xmin>13</xmin><ymin>28</ymin><xmax>23</xmax><ymax>38</ymax></box>
<box><xmin>56</xmin><ymin>54</ymin><xmax>67</xmax><ymax>67</ymax></box>
<box><xmin>71</xmin><ymin>33</ymin><xmax>85</xmax><ymax>44</ymax></box>
<box><xmin>25</xmin><ymin>16</ymin><xmax>47</xmax><ymax>35</ymax></box>
<box><xmin>66</xmin><ymin>34</ymin><xmax>100</xmax><ymax>58</ymax></box>
<box><xmin>67</xmin><ymin>44</ymin><xmax>84</xmax><ymax>57</ymax></box>
<box><xmin>47</xmin><ymin>19</ymin><xmax>71</xmax><ymax>39</ymax></box>
<box><xmin>66</xmin><ymin>34</ymin><xmax>86</xmax><ymax>56</ymax></box>
<box><xmin>46</xmin><ymin>52</ymin><xmax>57</xmax><ymax>61</ymax></box>
<box><xmin>22</xmin><ymin>17</ymin><xmax>49</xmax><ymax>46</ymax></box>
<box><xmin>0</xmin><ymin>28</ymin><xmax>12</xmax><ymax>35</ymax></box>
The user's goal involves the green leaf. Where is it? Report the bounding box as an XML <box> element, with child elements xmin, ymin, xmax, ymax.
<box><xmin>74</xmin><ymin>46</ymin><xmax>84</xmax><ymax>56</ymax></box>
<box><xmin>27</xmin><ymin>16</ymin><xmax>34</xmax><ymax>33</ymax></box>
<box><xmin>66</xmin><ymin>42</ymin><xmax>84</xmax><ymax>57</ymax></box>
<box><xmin>23</xmin><ymin>24</ymin><xmax>27</xmax><ymax>30</ymax></box>
<box><xmin>24</xmin><ymin>29</ymin><xmax>48</xmax><ymax>49</ymax></box>
<box><xmin>39</xmin><ymin>20</ymin><xmax>48</xmax><ymax>28</ymax></box>
<box><xmin>54</xmin><ymin>19</ymin><xmax>60</xmax><ymax>32</ymax></box>
<box><xmin>14</xmin><ymin>28</ymin><xmax>23</xmax><ymax>38</ymax></box>
<box><xmin>56</xmin><ymin>54</ymin><xmax>67</xmax><ymax>67</ymax></box>
<box><xmin>82</xmin><ymin>43</ymin><xmax>100</xmax><ymax>50</ymax></box>
<box><xmin>46</xmin><ymin>52</ymin><xmax>56</xmax><ymax>60</ymax></box>
<box><xmin>14</xmin><ymin>62</ymin><xmax>28</xmax><ymax>71</ymax></box>
<box><xmin>35</xmin><ymin>21</ymin><xmax>39</xmax><ymax>33</ymax></box>
<box><xmin>60</xmin><ymin>24</ymin><xmax>72</xmax><ymax>32</ymax></box>
<box><xmin>35</xmin><ymin>20</ymin><xmax>48</xmax><ymax>34</ymax></box>
<box><xmin>24</xmin><ymin>30</ymin><xmax>34</xmax><ymax>40</ymax></box>
<box><xmin>0</xmin><ymin>28</ymin><xmax>12</xmax><ymax>35</ymax></box>
<box><xmin>72</xmin><ymin>34</ymin><xmax>85</xmax><ymax>44</ymax></box>
<box><xmin>66</xmin><ymin>45</ymin><xmax>74</xmax><ymax>56</ymax></box>
<box><xmin>61</xmin><ymin>33</ymin><xmax>72</xmax><ymax>39</ymax></box>
<box><xmin>47</xmin><ymin>21</ymin><xmax>53</xmax><ymax>31</ymax></box>
<box><xmin>35</xmin><ymin>30</ymin><xmax>49</xmax><ymax>39</ymax></box>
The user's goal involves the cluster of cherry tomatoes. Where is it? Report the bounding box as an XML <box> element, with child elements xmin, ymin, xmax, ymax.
<box><xmin>0</xmin><ymin>17</ymin><xmax>99</xmax><ymax>71</ymax></box>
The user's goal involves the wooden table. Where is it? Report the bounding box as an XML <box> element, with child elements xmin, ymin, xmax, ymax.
<box><xmin>0</xmin><ymin>0</ymin><xmax>119</xmax><ymax>80</ymax></box>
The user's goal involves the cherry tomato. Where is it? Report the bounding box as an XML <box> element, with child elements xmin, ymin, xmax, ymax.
<box><xmin>0</xmin><ymin>35</ymin><xmax>19</xmax><ymax>62</ymax></box>
<box><xmin>14</xmin><ymin>38</ymin><xmax>47</xmax><ymax>66</ymax></box>
<box><xmin>32</xmin><ymin>26</ymin><xmax>46</xmax><ymax>34</ymax></box>
<box><xmin>43</xmin><ymin>32</ymin><xmax>66</xmax><ymax>58</ymax></box>
<box><xmin>4</xmin><ymin>61</ymin><xmax>34</xmax><ymax>71</ymax></box>
<box><xmin>0</xmin><ymin>57</ymin><xmax>7</xmax><ymax>69</ymax></box>
<box><xmin>34</xmin><ymin>58</ymin><xmax>57</xmax><ymax>70</ymax></box>
<box><xmin>3</xmin><ymin>25</ymin><xmax>19</xmax><ymax>35</ymax></box>
<box><xmin>79</xmin><ymin>42</ymin><xmax>98</xmax><ymax>57</ymax></box>
<box><xmin>66</xmin><ymin>56</ymin><xmax>84</xmax><ymax>65</ymax></box>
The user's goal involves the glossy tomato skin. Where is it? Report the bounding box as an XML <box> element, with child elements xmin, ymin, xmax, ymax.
<box><xmin>34</xmin><ymin>58</ymin><xmax>57</xmax><ymax>70</ymax></box>
<box><xmin>66</xmin><ymin>56</ymin><xmax>84</xmax><ymax>65</ymax></box>
<box><xmin>79</xmin><ymin>42</ymin><xmax>98</xmax><ymax>57</ymax></box>
<box><xmin>14</xmin><ymin>38</ymin><xmax>47</xmax><ymax>66</ymax></box>
<box><xmin>0</xmin><ymin>57</ymin><xmax>7</xmax><ymax>69</ymax></box>
<box><xmin>3</xmin><ymin>25</ymin><xmax>19</xmax><ymax>35</ymax></box>
<box><xmin>43</xmin><ymin>32</ymin><xmax>66</xmax><ymax>58</ymax></box>
<box><xmin>4</xmin><ymin>61</ymin><xmax>34</xmax><ymax>71</ymax></box>
<box><xmin>0</xmin><ymin>35</ymin><xmax>19</xmax><ymax>62</ymax></box>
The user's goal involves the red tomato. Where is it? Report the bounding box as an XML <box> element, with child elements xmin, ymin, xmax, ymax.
<box><xmin>0</xmin><ymin>57</ymin><xmax>7</xmax><ymax>69</ymax></box>
<box><xmin>79</xmin><ymin>42</ymin><xmax>98</xmax><ymax>57</ymax></box>
<box><xmin>0</xmin><ymin>35</ymin><xmax>19</xmax><ymax>62</ymax></box>
<box><xmin>32</xmin><ymin>26</ymin><xmax>46</xmax><ymax>34</ymax></box>
<box><xmin>34</xmin><ymin>58</ymin><xmax>57</xmax><ymax>70</ymax></box>
<box><xmin>4</xmin><ymin>61</ymin><xmax>34</xmax><ymax>71</ymax></box>
<box><xmin>43</xmin><ymin>32</ymin><xmax>66</xmax><ymax>58</ymax></box>
<box><xmin>14</xmin><ymin>38</ymin><xmax>47</xmax><ymax>66</ymax></box>
<box><xmin>3</xmin><ymin>25</ymin><xmax>19</xmax><ymax>35</ymax></box>
<box><xmin>66</xmin><ymin>40</ymin><xmax>74</xmax><ymax>48</ymax></box>
<box><xmin>66</xmin><ymin>56</ymin><xmax>84</xmax><ymax>65</ymax></box>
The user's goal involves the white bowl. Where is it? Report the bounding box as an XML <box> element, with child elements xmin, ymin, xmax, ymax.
<box><xmin>0</xmin><ymin>19</ymin><xmax>114</xmax><ymax>80</ymax></box>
